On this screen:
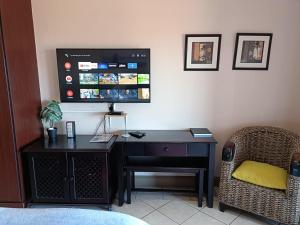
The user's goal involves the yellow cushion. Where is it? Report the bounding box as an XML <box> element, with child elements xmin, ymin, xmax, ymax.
<box><xmin>232</xmin><ymin>160</ymin><xmax>287</xmax><ymax>190</ymax></box>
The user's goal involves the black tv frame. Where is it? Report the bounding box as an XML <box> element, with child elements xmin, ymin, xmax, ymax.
<box><xmin>56</xmin><ymin>48</ymin><xmax>151</xmax><ymax>103</ymax></box>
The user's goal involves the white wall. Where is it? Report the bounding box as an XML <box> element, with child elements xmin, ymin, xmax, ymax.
<box><xmin>31</xmin><ymin>0</ymin><xmax>300</xmax><ymax>174</ymax></box>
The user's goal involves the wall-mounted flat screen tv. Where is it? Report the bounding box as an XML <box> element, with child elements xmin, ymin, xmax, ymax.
<box><xmin>56</xmin><ymin>48</ymin><xmax>150</xmax><ymax>103</ymax></box>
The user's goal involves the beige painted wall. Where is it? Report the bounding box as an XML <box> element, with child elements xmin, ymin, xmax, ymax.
<box><xmin>31</xmin><ymin>0</ymin><xmax>300</xmax><ymax>175</ymax></box>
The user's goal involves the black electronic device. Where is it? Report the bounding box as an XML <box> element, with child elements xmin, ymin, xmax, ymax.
<box><xmin>129</xmin><ymin>131</ymin><xmax>146</xmax><ymax>139</ymax></box>
<box><xmin>66</xmin><ymin>121</ymin><xmax>76</xmax><ymax>138</ymax></box>
<box><xmin>56</xmin><ymin>48</ymin><xmax>151</xmax><ymax>103</ymax></box>
<box><xmin>108</xmin><ymin>103</ymin><xmax>123</xmax><ymax>115</ymax></box>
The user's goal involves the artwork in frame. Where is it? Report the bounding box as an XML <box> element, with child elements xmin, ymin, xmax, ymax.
<box><xmin>233</xmin><ymin>33</ymin><xmax>273</xmax><ymax>70</ymax></box>
<box><xmin>184</xmin><ymin>34</ymin><xmax>221</xmax><ymax>71</ymax></box>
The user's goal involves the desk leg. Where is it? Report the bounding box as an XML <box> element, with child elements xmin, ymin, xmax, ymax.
<box><xmin>118</xmin><ymin>169</ymin><xmax>124</xmax><ymax>206</ymax></box>
<box><xmin>207</xmin><ymin>143</ymin><xmax>216</xmax><ymax>208</ymax></box>
<box><xmin>131</xmin><ymin>171</ymin><xmax>135</xmax><ymax>189</ymax></box>
<box><xmin>126</xmin><ymin>169</ymin><xmax>131</xmax><ymax>204</ymax></box>
<box><xmin>118</xmin><ymin>145</ymin><xmax>125</xmax><ymax>206</ymax></box>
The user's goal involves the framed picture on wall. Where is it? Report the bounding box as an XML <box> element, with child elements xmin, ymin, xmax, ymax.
<box><xmin>233</xmin><ymin>33</ymin><xmax>273</xmax><ymax>70</ymax></box>
<box><xmin>184</xmin><ymin>34</ymin><xmax>222</xmax><ymax>71</ymax></box>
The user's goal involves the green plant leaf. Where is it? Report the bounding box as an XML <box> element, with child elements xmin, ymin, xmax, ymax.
<box><xmin>40</xmin><ymin>100</ymin><xmax>63</xmax><ymax>127</ymax></box>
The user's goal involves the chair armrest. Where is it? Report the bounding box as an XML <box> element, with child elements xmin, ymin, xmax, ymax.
<box><xmin>286</xmin><ymin>173</ymin><xmax>300</xmax><ymax>198</ymax></box>
<box><xmin>290</xmin><ymin>152</ymin><xmax>300</xmax><ymax>177</ymax></box>
<box><xmin>222</xmin><ymin>141</ymin><xmax>235</xmax><ymax>162</ymax></box>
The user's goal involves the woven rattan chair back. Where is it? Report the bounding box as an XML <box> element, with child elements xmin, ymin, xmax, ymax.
<box><xmin>231</xmin><ymin>126</ymin><xmax>299</xmax><ymax>170</ymax></box>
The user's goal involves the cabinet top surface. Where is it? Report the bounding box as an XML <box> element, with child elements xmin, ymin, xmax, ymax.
<box><xmin>23</xmin><ymin>135</ymin><xmax>117</xmax><ymax>152</ymax></box>
<box><xmin>22</xmin><ymin>130</ymin><xmax>217</xmax><ymax>153</ymax></box>
<box><xmin>116</xmin><ymin>130</ymin><xmax>217</xmax><ymax>143</ymax></box>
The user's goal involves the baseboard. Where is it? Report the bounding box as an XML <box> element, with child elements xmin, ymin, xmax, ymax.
<box><xmin>0</xmin><ymin>202</ymin><xmax>26</xmax><ymax>208</ymax></box>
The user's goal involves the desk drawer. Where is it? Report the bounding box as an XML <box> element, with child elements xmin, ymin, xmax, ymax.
<box><xmin>144</xmin><ymin>143</ymin><xmax>187</xmax><ymax>156</ymax></box>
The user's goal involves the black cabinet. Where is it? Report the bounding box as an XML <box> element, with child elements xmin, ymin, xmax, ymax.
<box><xmin>23</xmin><ymin>136</ymin><xmax>117</xmax><ymax>209</ymax></box>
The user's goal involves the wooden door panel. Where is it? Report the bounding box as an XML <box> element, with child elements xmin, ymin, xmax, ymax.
<box><xmin>0</xmin><ymin>0</ymin><xmax>42</xmax><ymax>150</ymax></box>
<box><xmin>0</xmin><ymin>27</ymin><xmax>21</xmax><ymax>202</ymax></box>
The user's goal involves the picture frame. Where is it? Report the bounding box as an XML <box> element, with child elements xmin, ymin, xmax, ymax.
<box><xmin>233</xmin><ymin>33</ymin><xmax>273</xmax><ymax>70</ymax></box>
<box><xmin>184</xmin><ymin>34</ymin><xmax>222</xmax><ymax>71</ymax></box>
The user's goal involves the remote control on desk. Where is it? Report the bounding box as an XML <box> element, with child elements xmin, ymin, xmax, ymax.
<box><xmin>129</xmin><ymin>131</ymin><xmax>146</xmax><ymax>138</ymax></box>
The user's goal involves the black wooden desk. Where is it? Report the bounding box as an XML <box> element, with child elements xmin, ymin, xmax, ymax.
<box><xmin>116</xmin><ymin>130</ymin><xmax>217</xmax><ymax>208</ymax></box>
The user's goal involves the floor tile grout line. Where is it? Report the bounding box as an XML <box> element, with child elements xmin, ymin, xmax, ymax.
<box><xmin>141</xmin><ymin>199</ymin><xmax>171</xmax><ymax>211</ymax></box>
<box><xmin>143</xmin><ymin>209</ymin><xmax>181</xmax><ymax>225</ymax></box>
<box><xmin>135</xmin><ymin>191</ymin><xmax>169</xmax><ymax>210</ymax></box>
<box><xmin>157</xmin><ymin>210</ymin><xmax>181</xmax><ymax>225</ymax></box>
<box><xmin>140</xmin><ymin>208</ymin><xmax>157</xmax><ymax>220</ymax></box>
<box><xmin>145</xmin><ymin>200</ymin><xmax>171</xmax><ymax>210</ymax></box>
<box><xmin>155</xmin><ymin>200</ymin><xmax>198</xmax><ymax>225</ymax></box>
<box><xmin>229</xmin><ymin>213</ymin><xmax>241</xmax><ymax>225</ymax></box>
<box><xmin>154</xmin><ymin>207</ymin><xmax>183</xmax><ymax>224</ymax></box>
<box><xmin>200</xmin><ymin>210</ymin><xmax>239</xmax><ymax>225</ymax></box>
<box><xmin>177</xmin><ymin>209</ymin><xmax>201</xmax><ymax>225</ymax></box>
<box><xmin>159</xmin><ymin>200</ymin><xmax>200</xmax><ymax>225</ymax></box>
<box><xmin>161</xmin><ymin>197</ymin><xmax>211</xmax><ymax>224</ymax></box>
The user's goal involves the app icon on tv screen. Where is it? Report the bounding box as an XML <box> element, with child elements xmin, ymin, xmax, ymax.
<box><xmin>137</xmin><ymin>74</ymin><xmax>150</xmax><ymax>84</ymax></box>
<box><xmin>100</xmin><ymin>89</ymin><xmax>119</xmax><ymax>100</ymax></box>
<box><xmin>99</xmin><ymin>73</ymin><xmax>118</xmax><ymax>85</ymax></box>
<box><xmin>98</xmin><ymin>63</ymin><xmax>108</xmax><ymax>69</ymax></box>
<box><xmin>65</xmin><ymin>75</ymin><xmax>73</xmax><ymax>83</ymax></box>
<box><xmin>119</xmin><ymin>63</ymin><xmax>127</xmax><ymax>68</ymax></box>
<box><xmin>128</xmin><ymin>63</ymin><xmax>138</xmax><ymax>69</ymax></box>
<box><xmin>64</xmin><ymin>62</ymin><xmax>72</xmax><ymax>70</ymax></box>
<box><xmin>108</xmin><ymin>63</ymin><xmax>118</xmax><ymax>68</ymax></box>
<box><xmin>138</xmin><ymin>88</ymin><xmax>150</xmax><ymax>100</ymax></box>
<box><xmin>67</xmin><ymin>90</ymin><xmax>74</xmax><ymax>97</ymax></box>
<box><xmin>119</xmin><ymin>89</ymin><xmax>138</xmax><ymax>100</ymax></box>
<box><xmin>118</xmin><ymin>73</ymin><xmax>137</xmax><ymax>85</ymax></box>
<box><xmin>79</xmin><ymin>73</ymin><xmax>99</xmax><ymax>85</ymax></box>
<box><xmin>78</xmin><ymin>62</ymin><xmax>98</xmax><ymax>71</ymax></box>
<box><xmin>80</xmin><ymin>89</ymin><xmax>99</xmax><ymax>99</ymax></box>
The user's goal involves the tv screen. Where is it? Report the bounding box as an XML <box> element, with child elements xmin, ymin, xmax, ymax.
<box><xmin>56</xmin><ymin>48</ymin><xmax>150</xmax><ymax>103</ymax></box>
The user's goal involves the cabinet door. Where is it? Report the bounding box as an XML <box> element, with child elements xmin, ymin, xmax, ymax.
<box><xmin>68</xmin><ymin>153</ymin><xmax>108</xmax><ymax>203</ymax></box>
<box><xmin>28</xmin><ymin>153</ymin><xmax>69</xmax><ymax>202</ymax></box>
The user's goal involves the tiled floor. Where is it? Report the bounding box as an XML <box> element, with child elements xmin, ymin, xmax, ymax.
<box><xmin>30</xmin><ymin>190</ymin><xmax>279</xmax><ymax>225</ymax></box>
<box><xmin>112</xmin><ymin>191</ymin><xmax>277</xmax><ymax>225</ymax></box>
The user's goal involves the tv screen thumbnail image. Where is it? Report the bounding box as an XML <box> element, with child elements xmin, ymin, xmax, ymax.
<box><xmin>99</xmin><ymin>73</ymin><xmax>118</xmax><ymax>85</ymax></box>
<box><xmin>80</xmin><ymin>89</ymin><xmax>99</xmax><ymax>99</ymax></box>
<box><xmin>137</xmin><ymin>74</ymin><xmax>150</xmax><ymax>84</ymax></box>
<box><xmin>138</xmin><ymin>88</ymin><xmax>150</xmax><ymax>99</ymax></box>
<box><xmin>100</xmin><ymin>89</ymin><xmax>119</xmax><ymax>100</ymax></box>
<box><xmin>119</xmin><ymin>89</ymin><xmax>138</xmax><ymax>100</ymax></box>
<box><xmin>79</xmin><ymin>73</ymin><xmax>99</xmax><ymax>85</ymax></box>
<box><xmin>118</xmin><ymin>73</ymin><xmax>137</xmax><ymax>85</ymax></box>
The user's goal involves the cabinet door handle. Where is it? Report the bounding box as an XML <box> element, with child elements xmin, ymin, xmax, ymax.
<box><xmin>163</xmin><ymin>147</ymin><xmax>169</xmax><ymax>152</ymax></box>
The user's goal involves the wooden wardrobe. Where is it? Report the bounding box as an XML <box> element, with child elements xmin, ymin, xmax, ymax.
<box><xmin>0</xmin><ymin>0</ymin><xmax>42</xmax><ymax>207</ymax></box>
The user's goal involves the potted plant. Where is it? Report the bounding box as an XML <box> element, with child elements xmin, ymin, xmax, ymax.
<box><xmin>40</xmin><ymin>100</ymin><xmax>63</xmax><ymax>141</ymax></box>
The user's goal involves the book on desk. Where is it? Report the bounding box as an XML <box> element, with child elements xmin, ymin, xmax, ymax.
<box><xmin>190</xmin><ymin>128</ymin><xmax>212</xmax><ymax>138</ymax></box>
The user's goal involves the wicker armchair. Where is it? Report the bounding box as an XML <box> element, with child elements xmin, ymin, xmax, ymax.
<box><xmin>219</xmin><ymin>126</ymin><xmax>300</xmax><ymax>225</ymax></box>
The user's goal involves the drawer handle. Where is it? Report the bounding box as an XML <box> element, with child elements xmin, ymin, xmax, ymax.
<box><xmin>163</xmin><ymin>147</ymin><xmax>169</xmax><ymax>152</ymax></box>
